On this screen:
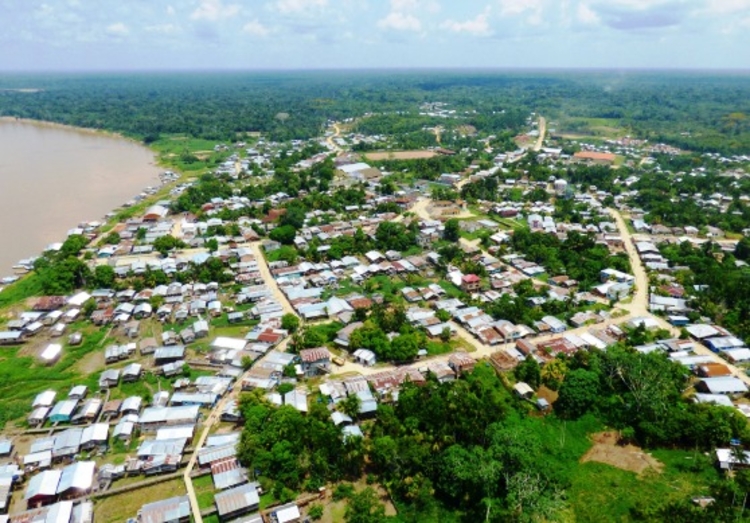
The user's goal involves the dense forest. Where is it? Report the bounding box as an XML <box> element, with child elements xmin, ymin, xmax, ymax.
<box><xmin>238</xmin><ymin>354</ymin><xmax>750</xmax><ymax>522</ymax></box>
<box><xmin>0</xmin><ymin>71</ymin><xmax>749</xmax><ymax>153</ymax></box>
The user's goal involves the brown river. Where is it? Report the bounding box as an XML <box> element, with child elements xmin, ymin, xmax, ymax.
<box><xmin>0</xmin><ymin>119</ymin><xmax>161</xmax><ymax>273</ymax></box>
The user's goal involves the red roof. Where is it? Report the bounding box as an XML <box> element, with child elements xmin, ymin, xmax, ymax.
<box><xmin>462</xmin><ymin>274</ymin><xmax>480</xmax><ymax>283</ymax></box>
<box><xmin>300</xmin><ymin>347</ymin><xmax>331</xmax><ymax>363</ymax></box>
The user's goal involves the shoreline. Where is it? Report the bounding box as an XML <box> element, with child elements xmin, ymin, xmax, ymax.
<box><xmin>0</xmin><ymin>119</ymin><xmax>170</xmax><ymax>275</ymax></box>
<box><xmin>0</xmin><ymin>116</ymin><xmax>143</xmax><ymax>146</ymax></box>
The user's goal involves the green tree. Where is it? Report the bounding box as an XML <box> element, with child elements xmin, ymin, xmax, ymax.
<box><xmin>103</xmin><ymin>231</ymin><xmax>121</xmax><ymax>245</ymax></box>
<box><xmin>281</xmin><ymin>313</ymin><xmax>300</xmax><ymax>333</ymax></box>
<box><xmin>388</xmin><ymin>332</ymin><xmax>420</xmax><ymax>362</ymax></box>
<box><xmin>205</xmin><ymin>238</ymin><xmax>219</xmax><ymax>253</ymax></box>
<box><xmin>556</xmin><ymin>368</ymin><xmax>600</xmax><ymax>419</ymax></box>
<box><xmin>340</xmin><ymin>394</ymin><xmax>362</xmax><ymax>419</ymax></box>
<box><xmin>153</xmin><ymin>235</ymin><xmax>185</xmax><ymax>256</ymax></box>
<box><xmin>735</xmin><ymin>236</ymin><xmax>750</xmax><ymax>260</ymax></box>
<box><xmin>345</xmin><ymin>488</ymin><xmax>386</xmax><ymax>523</ymax></box>
<box><xmin>93</xmin><ymin>264</ymin><xmax>115</xmax><ymax>288</ymax></box>
<box><xmin>269</xmin><ymin>225</ymin><xmax>296</xmax><ymax>245</ymax></box>
<box><xmin>436</xmin><ymin>309</ymin><xmax>451</xmax><ymax>322</ymax></box>
<box><xmin>443</xmin><ymin>218</ymin><xmax>461</xmax><ymax>242</ymax></box>
<box><xmin>515</xmin><ymin>355</ymin><xmax>541</xmax><ymax>389</ymax></box>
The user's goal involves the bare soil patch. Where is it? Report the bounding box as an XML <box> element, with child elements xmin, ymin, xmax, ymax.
<box><xmin>581</xmin><ymin>432</ymin><xmax>663</xmax><ymax>474</ymax></box>
<box><xmin>365</xmin><ymin>150</ymin><xmax>437</xmax><ymax>161</ymax></box>
<box><xmin>73</xmin><ymin>349</ymin><xmax>105</xmax><ymax>376</ymax></box>
<box><xmin>537</xmin><ymin>385</ymin><xmax>558</xmax><ymax>405</ymax></box>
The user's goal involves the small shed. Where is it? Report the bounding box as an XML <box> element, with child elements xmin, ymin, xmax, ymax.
<box><xmin>513</xmin><ymin>382</ymin><xmax>534</xmax><ymax>400</ymax></box>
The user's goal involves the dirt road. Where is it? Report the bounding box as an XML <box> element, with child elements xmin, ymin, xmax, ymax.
<box><xmin>326</xmin><ymin>122</ymin><xmax>343</xmax><ymax>154</ymax></box>
<box><xmin>533</xmin><ymin>116</ymin><xmax>546</xmax><ymax>151</ymax></box>
<box><xmin>249</xmin><ymin>241</ymin><xmax>297</xmax><ymax>317</ymax></box>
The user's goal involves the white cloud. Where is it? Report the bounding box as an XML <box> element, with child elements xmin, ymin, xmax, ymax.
<box><xmin>106</xmin><ymin>22</ymin><xmax>129</xmax><ymax>36</ymax></box>
<box><xmin>190</xmin><ymin>0</ymin><xmax>241</xmax><ymax>21</ymax></box>
<box><xmin>577</xmin><ymin>3</ymin><xmax>600</xmax><ymax>24</ymax></box>
<box><xmin>498</xmin><ymin>0</ymin><xmax>544</xmax><ymax>16</ymax></box>
<box><xmin>390</xmin><ymin>0</ymin><xmax>441</xmax><ymax>13</ymax></box>
<box><xmin>166</xmin><ymin>5</ymin><xmax>176</xmax><ymax>16</ymax></box>
<box><xmin>497</xmin><ymin>0</ymin><xmax>547</xmax><ymax>24</ymax></box>
<box><xmin>441</xmin><ymin>10</ymin><xmax>492</xmax><ymax>36</ymax></box>
<box><xmin>275</xmin><ymin>0</ymin><xmax>328</xmax><ymax>15</ymax></box>
<box><xmin>378</xmin><ymin>11</ymin><xmax>423</xmax><ymax>31</ymax></box>
<box><xmin>243</xmin><ymin>19</ymin><xmax>270</xmax><ymax>36</ymax></box>
<box><xmin>703</xmin><ymin>0</ymin><xmax>750</xmax><ymax>14</ymax></box>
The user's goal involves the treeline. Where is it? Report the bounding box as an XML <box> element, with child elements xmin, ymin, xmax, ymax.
<box><xmin>2</xmin><ymin>71</ymin><xmax>748</xmax><ymax>153</ymax></box>
<box><xmin>237</xmin><ymin>353</ymin><xmax>750</xmax><ymax>522</ymax></box>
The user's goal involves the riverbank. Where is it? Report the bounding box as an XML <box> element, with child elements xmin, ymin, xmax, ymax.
<box><xmin>0</xmin><ymin>116</ymin><xmax>132</xmax><ymax>141</ymax></box>
<box><xmin>0</xmin><ymin>119</ymin><xmax>163</xmax><ymax>272</ymax></box>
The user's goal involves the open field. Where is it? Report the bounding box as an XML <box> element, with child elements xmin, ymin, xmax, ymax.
<box><xmin>557</xmin><ymin>117</ymin><xmax>626</xmax><ymax>140</ymax></box>
<box><xmin>364</xmin><ymin>150</ymin><xmax>438</xmax><ymax>161</ymax></box>
<box><xmin>94</xmin><ymin>478</ymin><xmax>187</xmax><ymax>523</ymax></box>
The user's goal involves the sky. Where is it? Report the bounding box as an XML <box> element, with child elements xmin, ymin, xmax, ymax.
<box><xmin>1</xmin><ymin>0</ymin><xmax>749</xmax><ymax>71</ymax></box>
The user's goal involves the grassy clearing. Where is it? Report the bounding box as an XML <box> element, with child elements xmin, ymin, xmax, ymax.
<box><xmin>193</xmin><ymin>473</ymin><xmax>216</xmax><ymax>510</ymax></box>
<box><xmin>567</xmin><ymin>449</ymin><xmax>718</xmax><ymax>522</ymax></box>
<box><xmin>0</xmin><ymin>324</ymin><xmax>109</xmax><ymax>429</ymax></box>
<box><xmin>518</xmin><ymin>414</ymin><xmax>721</xmax><ymax>522</ymax></box>
<box><xmin>425</xmin><ymin>340</ymin><xmax>453</xmax><ymax>356</ymax></box>
<box><xmin>0</xmin><ymin>273</ymin><xmax>42</xmax><ymax>310</ymax></box>
<box><xmin>94</xmin><ymin>478</ymin><xmax>186</xmax><ymax>523</ymax></box>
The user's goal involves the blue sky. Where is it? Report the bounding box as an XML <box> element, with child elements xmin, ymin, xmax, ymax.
<box><xmin>1</xmin><ymin>0</ymin><xmax>749</xmax><ymax>70</ymax></box>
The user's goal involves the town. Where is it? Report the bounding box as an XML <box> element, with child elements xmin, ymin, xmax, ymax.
<box><xmin>1</xmin><ymin>102</ymin><xmax>750</xmax><ymax>523</ymax></box>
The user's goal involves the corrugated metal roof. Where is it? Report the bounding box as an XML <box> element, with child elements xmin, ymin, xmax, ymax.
<box><xmin>214</xmin><ymin>482</ymin><xmax>259</xmax><ymax>517</ymax></box>
<box><xmin>197</xmin><ymin>443</ymin><xmax>237</xmax><ymax>466</ymax></box>
<box><xmin>56</xmin><ymin>461</ymin><xmax>95</xmax><ymax>494</ymax></box>
<box><xmin>206</xmin><ymin>432</ymin><xmax>240</xmax><ymax>448</ymax></box>
<box><xmin>24</xmin><ymin>470</ymin><xmax>61</xmax><ymax>500</ymax></box>
<box><xmin>52</xmin><ymin>428</ymin><xmax>83</xmax><ymax>453</ymax></box>
<box><xmin>81</xmin><ymin>423</ymin><xmax>109</xmax><ymax>446</ymax></box>
<box><xmin>211</xmin><ymin>458</ymin><xmax>246</xmax><ymax>490</ymax></box>
<box><xmin>139</xmin><ymin>405</ymin><xmax>199</xmax><ymax>425</ymax></box>
<box><xmin>121</xmin><ymin>396</ymin><xmax>143</xmax><ymax>413</ymax></box>
<box><xmin>137</xmin><ymin>438</ymin><xmax>186</xmax><ymax>458</ymax></box>
<box><xmin>139</xmin><ymin>495</ymin><xmax>191</xmax><ymax>523</ymax></box>
<box><xmin>156</xmin><ymin>425</ymin><xmax>194</xmax><ymax>441</ymax></box>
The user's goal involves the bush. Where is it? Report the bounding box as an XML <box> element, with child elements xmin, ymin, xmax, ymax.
<box><xmin>308</xmin><ymin>504</ymin><xmax>324</xmax><ymax>520</ymax></box>
<box><xmin>333</xmin><ymin>483</ymin><xmax>355</xmax><ymax>501</ymax></box>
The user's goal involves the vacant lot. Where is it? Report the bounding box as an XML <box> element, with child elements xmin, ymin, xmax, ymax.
<box><xmin>365</xmin><ymin>150</ymin><xmax>437</xmax><ymax>161</ymax></box>
<box><xmin>94</xmin><ymin>478</ymin><xmax>187</xmax><ymax>523</ymax></box>
<box><xmin>581</xmin><ymin>432</ymin><xmax>663</xmax><ymax>474</ymax></box>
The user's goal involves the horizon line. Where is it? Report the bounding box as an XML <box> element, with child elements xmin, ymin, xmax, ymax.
<box><xmin>1</xmin><ymin>66</ymin><xmax>750</xmax><ymax>75</ymax></box>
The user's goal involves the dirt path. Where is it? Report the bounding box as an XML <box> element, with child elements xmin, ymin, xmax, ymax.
<box><xmin>249</xmin><ymin>242</ymin><xmax>297</xmax><ymax>317</ymax></box>
<box><xmin>533</xmin><ymin>116</ymin><xmax>546</xmax><ymax>151</ymax></box>
<box><xmin>326</xmin><ymin>123</ymin><xmax>343</xmax><ymax>155</ymax></box>
<box><xmin>432</xmin><ymin>126</ymin><xmax>442</xmax><ymax>145</ymax></box>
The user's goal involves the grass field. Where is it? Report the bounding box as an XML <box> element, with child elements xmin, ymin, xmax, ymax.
<box><xmin>0</xmin><ymin>323</ymin><xmax>109</xmax><ymax>430</ymax></box>
<box><xmin>193</xmin><ymin>473</ymin><xmax>216</xmax><ymax>510</ymax></box>
<box><xmin>0</xmin><ymin>273</ymin><xmax>42</xmax><ymax>310</ymax></box>
<box><xmin>94</xmin><ymin>478</ymin><xmax>187</xmax><ymax>523</ymax></box>
<box><xmin>558</xmin><ymin>117</ymin><xmax>626</xmax><ymax>140</ymax></box>
<box><xmin>567</xmin><ymin>449</ymin><xmax>718</xmax><ymax>522</ymax></box>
